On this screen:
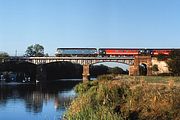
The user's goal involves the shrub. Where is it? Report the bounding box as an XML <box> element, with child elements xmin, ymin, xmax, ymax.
<box><xmin>74</xmin><ymin>80</ymin><xmax>98</xmax><ymax>94</ymax></box>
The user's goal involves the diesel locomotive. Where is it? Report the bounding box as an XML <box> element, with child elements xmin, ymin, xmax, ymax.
<box><xmin>55</xmin><ymin>48</ymin><xmax>98</xmax><ymax>57</ymax></box>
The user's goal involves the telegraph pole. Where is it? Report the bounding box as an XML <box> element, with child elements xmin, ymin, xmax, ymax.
<box><xmin>15</xmin><ymin>50</ymin><xmax>17</xmax><ymax>56</ymax></box>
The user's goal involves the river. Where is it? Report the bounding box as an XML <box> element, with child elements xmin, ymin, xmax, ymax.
<box><xmin>0</xmin><ymin>80</ymin><xmax>81</xmax><ymax>120</ymax></box>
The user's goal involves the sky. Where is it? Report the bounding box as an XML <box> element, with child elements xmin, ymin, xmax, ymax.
<box><xmin>0</xmin><ymin>0</ymin><xmax>180</xmax><ymax>56</ymax></box>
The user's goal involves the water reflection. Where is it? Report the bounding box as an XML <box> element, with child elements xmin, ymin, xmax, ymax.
<box><xmin>0</xmin><ymin>80</ymin><xmax>81</xmax><ymax>120</ymax></box>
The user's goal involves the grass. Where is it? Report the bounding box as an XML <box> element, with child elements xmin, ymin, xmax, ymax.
<box><xmin>64</xmin><ymin>75</ymin><xmax>180</xmax><ymax>120</ymax></box>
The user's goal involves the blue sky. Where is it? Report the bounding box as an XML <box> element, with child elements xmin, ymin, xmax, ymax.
<box><xmin>0</xmin><ymin>0</ymin><xmax>180</xmax><ymax>56</ymax></box>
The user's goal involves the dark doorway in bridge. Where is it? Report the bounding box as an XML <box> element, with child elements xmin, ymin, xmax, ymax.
<box><xmin>139</xmin><ymin>63</ymin><xmax>147</xmax><ymax>76</ymax></box>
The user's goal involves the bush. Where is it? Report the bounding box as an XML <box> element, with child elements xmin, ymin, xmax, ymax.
<box><xmin>157</xmin><ymin>54</ymin><xmax>167</xmax><ymax>61</ymax></box>
<box><xmin>74</xmin><ymin>81</ymin><xmax>98</xmax><ymax>94</ymax></box>
<box><xmin>97</xmin><ymin>74</ymin><xmax>115</xmax><ymax>81</ymax></box>
<box><xmin>167</xmin><ymin>50</ymin><xmax>180</xmax><ymax>76</ymax></box>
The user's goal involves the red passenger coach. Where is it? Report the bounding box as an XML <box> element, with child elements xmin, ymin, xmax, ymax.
<box><xmin>99</xmin><ymin>48</ymin><xmax>139</xmax><ymax>56</ymax></box>
<box><xmin>152</xmin><ymin>49</ymin><xmax>172</xmax><ymax>56</ymax></box>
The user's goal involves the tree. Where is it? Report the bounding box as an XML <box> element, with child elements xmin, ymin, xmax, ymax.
<box><xmin>0</xmin><ymin>52</ymin><xmax>9</xmax><ymax>62</ymax></box>
<box><xmin>167</xmin><ymin>49</ymin><xmax>180</xmax><ymax>76</ymax></box>
<box><xmin>157</xmin><ymin>54</ymin><xmax>167</xmax><ymax>61</ymax></box>
<box><xmin>44</xmin><ymin>53</ymin><xmax>49</xmax><ymax>57</ymax></box>
<box><xmin>108</xmin><ymin>67</ymin><xmax>125</xmax><ymax>74</ymax></box>
<box><xmin>25</xmin><ymin>44</ymin><xmax>44</xmax><ymax>57</ymax></box>
<box><xmin>90</xmin><ymin>64</ymin><xmax>109</xmax><ymax>77</ymax></box>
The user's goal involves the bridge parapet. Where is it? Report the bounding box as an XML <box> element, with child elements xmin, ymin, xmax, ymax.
<box><xmin>10</xmin><ymin>56</ymin><xmax>135</xmax><ymax>65</ymax></box>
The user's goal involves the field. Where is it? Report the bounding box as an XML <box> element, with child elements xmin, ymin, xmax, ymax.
<box><xmin>64</xmin><ymin>75</ymin><xmax>180</xmax><ymax>120</ymax></box>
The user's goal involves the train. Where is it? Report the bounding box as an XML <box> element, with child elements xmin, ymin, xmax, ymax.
<box><xmin>55</xmin><ymin>48</ymin><xmax>98</xmax><ymax>57</ymax></box>
<box><xmin>55</xmin><ymin>48</ymin><xmax>174</xmax><ymax>57</ymax></box>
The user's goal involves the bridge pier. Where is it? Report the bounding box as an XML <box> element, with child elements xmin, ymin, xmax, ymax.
<box><xmin>147</xmin><ymin>65</ymin><xmax>152</xmax><ymax>76</ymax></box>
<box><xmin>129</xmin><ymin>65</ymin><xmax>139</xmax><ymax>76</ymax></box>
<box><xmin>82</xmin><ymin>64</ymin><xmax>90</xmax><ymax>82</ymax></box>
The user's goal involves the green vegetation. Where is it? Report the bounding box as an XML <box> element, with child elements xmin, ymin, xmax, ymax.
<box><xmin>64</xmin><ymin>75</ymin><xmax>180</xmax><ymax>120</ymax></box>
<box><xmin>157</xmin><ymin>54</ymin><xmax>167</xmax><ymax>61</ymax></box>
<box><xmin>109</xmin><ymin>67</ymin><xmax>127</xmax><ymax>74</ymax></box>
<box><xmin>0</xmin><ymin>52</ymin><xmax>9</xmax><ymax>63</ymax></box>
<box><xmin>168</xmin><ymin>50</ymin><xmax>180</xmax><ymax>76</ymax></box>
<box><xmin>25</xmin><ymin>44</ymin><xmax>45</xmax><ymax>57</ymax></box>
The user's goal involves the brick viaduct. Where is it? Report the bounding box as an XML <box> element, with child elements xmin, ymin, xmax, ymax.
<box><xmin>5</xmin><ymin>56</ymin><xmax>152</xmax><ymax>82</ymax></box>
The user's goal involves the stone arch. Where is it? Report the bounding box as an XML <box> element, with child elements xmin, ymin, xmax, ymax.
<box><xmin>90</xmin><ymin>60</ymin><xmax>134</xmax><ymax>66</ymax></box>
<box><xmin>129</xmin><ymin>56</ymin><xmax>152</xmax><ymax>76</ymax></box>
<box><xmin>0</xmin><ymin>61</ymin><xmax>36</xmax><ymax>82</ymax></box>
<box><xmin>139</xmin><ymin>63</ymin><xmax>147</xmax><ymax>75</ymax></box>
<box><xmin>41</xmin><ymin>61</ymin><xmax>83</xmax><ymax>81</ymax></box>
<box><xmin>0</xmin><ymin>61</ymin><xmax>36</xmax><ymax>72</ymax></box>
<box><xmin>90</xmin><ymin>61</ymin><xmax>130</xmax><ymax>73</ymax></box>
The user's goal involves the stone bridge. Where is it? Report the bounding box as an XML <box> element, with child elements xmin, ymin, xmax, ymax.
<box><xmin>7</xmin><ymin>56</ymin><xmax>152</xmax><ymax>81</ymax></box>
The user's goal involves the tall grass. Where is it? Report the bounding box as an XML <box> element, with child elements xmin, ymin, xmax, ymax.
<box><xmin>64</xmin><ymin>75</ymin><xmax>180</xmax><ymax>120</ymax></box>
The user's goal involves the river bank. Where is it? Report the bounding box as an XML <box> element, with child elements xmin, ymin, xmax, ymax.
<box><xmin>64</xmin><ymin>75</ymin><xmax>180</xmax><ymax>120</ymax></box>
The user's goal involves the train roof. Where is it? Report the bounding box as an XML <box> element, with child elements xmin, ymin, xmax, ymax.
<box><xmin>99</xmin><ymin>48</ymin><xmax>140</xmax><ymax>50</ymax></box>
<box><xmin>57</xmin><ymin>48</ymin><xmax>97</xmax><ymax>50</ymax></box>
<box><xmin>56</xmin><ymin>48</ymin><xmax>180</xmax><ymax>50</ymax></box>
<box><xmin>98</xmin><ymin>48</ymin><xmax>179</xmax><ymax>50</ymax></box>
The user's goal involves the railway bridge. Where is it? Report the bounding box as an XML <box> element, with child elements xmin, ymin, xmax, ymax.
<box><xmin>6</xmin><ymin>56</ymin><xmax>152</xmax><ymax>81</ymax></box>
